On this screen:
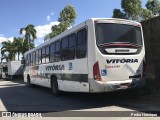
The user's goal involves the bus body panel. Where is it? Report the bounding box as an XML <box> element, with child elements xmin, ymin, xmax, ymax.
<box><xmin>24</xmin><ymin>21</ymin><xmax>90</xmax><ymax>92</ymax></box>
<box><xmin>97</xmin><ymin>53</ymin><xmax>145</xmax><ymax>82</ymax></box>
<box><xmin>24</xmin><ymin>56</ymin><xmax>89</xmax><ymax>92</ymax></box>
<box><xmin>87</xmin><ymin>18</ymin><xmax>145</xmax><ymax>92</ymax></box>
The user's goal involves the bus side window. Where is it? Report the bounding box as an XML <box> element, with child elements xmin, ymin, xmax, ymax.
<box><xmin>68</xmin><ymin>34</ymin><xmax>76</xmax><ymax>60</ymax></box>
<box><xmin>31</xmin><ymin>53</ymin><xmax>33</xmax><ymax>66</ymax></box>
<box><xmin>50</xmin><ymin>43</ymin><xmax>55</xmax><ymax>63</ymax></box>
<box><xmin>76</xmin><ymin>28</ymin><xmax>87</xmax><ymax>59</ymax></box>
<box><xmin>32</xmin><ymin>52</ymin><xmax>36</xmax><ymax>65</ymax></box>
<box><xmin>61</xmin><ymin>37</ymin><xmax>69</xmax><ymax>61</ymax></box>
<box><xmin>42</xmin><ymin>47</ymin><xmax>46</xmax><ymax>64</ymax></box>
<box><xmin>36</xmin><ymin>50</ymin><xmax>39</xmax><ymax>65</ymax></box>
<box><xmin>26</xmin><ymin>55</ymin><xmax>28</xmax><ymax>66</ymax></box>
<box><xmin>28</xmin><ymin>54</ymin><xmax>31</xmax><ymax>66</ymax></box>
<box><xmin>38</xmin><ymin>49</ymin><xmax>42</xmax><ymax>64</ymax></box>
<box><xmin>45</xmin><ymin>46</ymin><xmax>49</xmax><ymax>63</ymax></box>
<box><xmin>55</xmin><ymin>41</ymin><xmax>60</xmax><ymax>62</ymax></box>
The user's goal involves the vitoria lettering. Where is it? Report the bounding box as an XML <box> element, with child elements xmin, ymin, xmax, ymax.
<box><xmin>106</xmin><ymin>59</ymin><xmax>138</xmax><ymax>64</ymax></box>
<box><xmin>46</xmin><ymin>65</ymin><xmax>65</xmax><ymax>71</ymax></box>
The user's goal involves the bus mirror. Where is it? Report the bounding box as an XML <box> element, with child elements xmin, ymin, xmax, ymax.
<box><xmin>21</xmin><ymin>59</ymin><xmax>25</xmax><ymax>64</ymax></box>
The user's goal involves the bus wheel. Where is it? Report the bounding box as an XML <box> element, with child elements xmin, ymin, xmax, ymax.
<box><xmin>51</xmin><ymin>78</ymin><xmax>61</xmax><ymax>96</ymax></box>
<box><xmin>27</xmin><ymin>75</ymin><xmax>34</xmax><ymax>87</ymax></box>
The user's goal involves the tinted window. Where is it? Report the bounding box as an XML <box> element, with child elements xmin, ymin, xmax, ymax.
<box><xmin>61</xmin><ymin>37</ymin><xmax>69</xmax><ymax>61</ymax></box>
<box><xmin>26</xmin><ymin>55</ymin><xmax>29</xmax><ymax>66</ymax></box>
<box><xmin>77</xmin><ymin>29</ymin><xmax>87</xmax><ymax>58</ymax></box>
<box><xmin>55</xmin><ymin>41</ymin><xmax>60</xmax><ymax>62</ymax></box>
<box><xmin>46</xmin><ymin>46</ymin><xmax>49</xmax><ymax>63</ymax></box>
<box><xmin>3</xmin><ymin>67</ymin><xmax>8</xmax><ymax>72</ymax></box>
<box><xmin>32</xmin><ymin>52</ymin><xmax>36</xmax><ymax>65</ymax></box>
<box><xmin>69</xmin><ymin>34</ymin><xmax>76</xmax><ymax>60</ymax></box>
<box><xmin>28</xmin><ymin>54</ymin><xmax>31</xmax><ymax>66</ymax></box>
<box><xmin>36</xmin><ymin>51</ymin><xmax>39</xmax><ymax>65</ymax></box>
<box><xmin>96</xmin><ymin>23</ymin><xmax>142</xmax><ymax>45</ymax></box>
<box><xmin>38</xmin><ymin>49</ymin><xmax>41</xmax><ymax>64</ymax></box>
<box><xmin>42</xmin><ymin>47</ymin><xmax>45</xmax><ymax>63</ymax></box>
<box><xmin>30</xmin><ymin>53</ymin><xmax>33</xmax><ymax>65</ymax></box>
<box><xmin>50</xmin><ymin>43</ymin><xmax>55</xmax><ymax>62</ymax></box>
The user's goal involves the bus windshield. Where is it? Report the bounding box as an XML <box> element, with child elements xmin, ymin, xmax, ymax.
<box><xmin>95</xmin><ymin>23</ymin><xmax>142</xmax><ymax>47</ymax></box>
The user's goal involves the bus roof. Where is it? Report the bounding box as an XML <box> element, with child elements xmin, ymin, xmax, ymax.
<box><xmin>24</xmin><ymin>18</ymin><xmax>140</xmax><ymax>55</ymax></box>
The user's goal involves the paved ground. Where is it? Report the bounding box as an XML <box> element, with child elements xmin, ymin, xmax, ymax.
<box><xmin>0</xmin><ymin>79</ymin><xmax>160</xmax><ymax>119</ymax></box>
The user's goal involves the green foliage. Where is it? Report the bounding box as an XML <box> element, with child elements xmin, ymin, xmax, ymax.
<box><xmin>112</xmin><ymin>0</ymin><xmax>160</xmax><ymax>21</ymax></box>
<box><xmin>1</xmin><ymin>40</ymin><xmax>17</xmax><ymax>61</ymax></box>
<box><xmin>1</xmin><ymin>37</ymin><xmax>34</xmax><ymax>62</ymax></box>
<box><xmin>121</xmin><ymin>0</ymin><xmax>142</xmax><ymax>20</ymax></box>
<box><xmin>20</xmin><ymin>24</ymin><xmax>37</xmax><ymax>50</ymax></box>
<box><xmin>112</xmin><ymin>9</ymin><xmax>126</xmax><ymax>19</ymax></box>
<box><xmin>146</xmin><ymin>0</ymin><xmax>160</xmax><ymax>15</ymax></box>
<box><xmin>141</xmin><ymin>9</ymin><xmax>154</xmax><ymax>21</ymax></box>
<box><xmin>58</xmin><ymin>5</ymin><xmax>77</xmax><ymax>26</ymax></box>
<box><xmin>45</xmin><ymin>4</ymin><xmax>77</xmax><ymax>41</ymax></box>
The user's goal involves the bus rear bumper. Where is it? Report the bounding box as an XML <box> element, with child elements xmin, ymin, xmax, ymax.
<box><xmin>89</xmin><ymin>78</ymin><xmax>145</xmax><ymax>93</ymax></box>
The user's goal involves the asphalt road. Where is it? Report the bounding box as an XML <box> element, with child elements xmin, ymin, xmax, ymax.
<box><xmin>0</xmin><ymin>79</ymin><xmax>160</xmax><ymax>118</ymax></box>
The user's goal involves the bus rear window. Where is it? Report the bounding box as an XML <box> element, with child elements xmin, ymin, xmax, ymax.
<box><xmin>95</xmin><ymin>23</ymin><xmax>142</xmax><ymax>46</ymax></box>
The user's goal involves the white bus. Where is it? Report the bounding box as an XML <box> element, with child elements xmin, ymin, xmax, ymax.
<box><xmin>23</xmin><ymin>18</ymin><xmax>145</xmax><ymax>96</ymax></box>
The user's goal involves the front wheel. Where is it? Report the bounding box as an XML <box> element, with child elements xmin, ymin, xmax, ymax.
<box><xmin>51</xmin><ymin>78</ymin><xmax>61</xmax><ymax>96</ymax></box>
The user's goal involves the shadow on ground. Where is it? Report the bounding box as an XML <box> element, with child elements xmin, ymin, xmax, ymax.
<box><xmin>0</xmin><ymin>79</ymin><xmax>160</xmax><ymax>117</ymax></box>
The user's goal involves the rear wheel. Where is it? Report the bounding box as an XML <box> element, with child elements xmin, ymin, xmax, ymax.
<box><xmin>51</xmin><ymin>77</ymin><xmax>61</xmax><ymax>96</ymax></box>
<box><xmin>27</xmin><ymin>75</ymin><xmax>34</xmax><ymax>87</ymax></box>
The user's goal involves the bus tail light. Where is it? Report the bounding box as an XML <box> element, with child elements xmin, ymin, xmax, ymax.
<box><xmin>93</xmin><ymin>61</ymin><xmax>101</xmax><ymax>81</ymax></box>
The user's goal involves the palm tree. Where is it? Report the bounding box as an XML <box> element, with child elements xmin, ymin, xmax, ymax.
<box><xmin>18</xmin><ymin>37</ymin><xmax>34</xmax><ymax>57</ymax></box>
<box><xmin>1</xmin><ymin>40</ymin><xmax>17</xmax><ymax>61</ymax></box>
<box><xmin>13</xmin><ymin>37</ymin><xmax>21</xmax><ymax>60</ymax></box>
<box><xmin>1</xmin><ymin>53</ymin><xmax>9</xmax><ymax>62</ymax></box>
<box><xmin>20</xmin><ymin>24</ymin><xmax>37</xmax><ymax>50</ymax></box>
<box><xmin>13</xmin><ymin>37</ymin><xmax>35</xmax><ymax>60</ymax></box>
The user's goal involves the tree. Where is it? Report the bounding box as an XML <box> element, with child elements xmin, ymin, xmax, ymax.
<box><xmin>112</xmin><ymin>0</ymin><xmax>157</xmax><ymax>21</ymax></box>
<box><xmin>112</xmin><ymin>0</ymin><xmax>143</xmax><ymax>21</ymax></box>
<box><xmin>141</xmin><ymin>9</ymin><xmax>153</xmax><ymax>21</ymax></box>
<box><xmin>146</xmin><ymin>0</ymin><xmax>160</xmax><ymax>15</ymax></box>
<box><xmin>122</xmin><ymin>0</ymin><xmax>142</xmax><ymax>20</ymax></box>
<box><xmin>1</xmin><ymin>40</ymin><xmax>17</xmax><ymax>61</ymax></box>
<box><xmin>45</xmin><ymin>4</ymin><xmax>77</xmax><ymax>40</ymax></box>
<box><xmin>13</xmin><ymin>37</ymin><xmax>21</xmax><ymax>60</ymax></box>
<box><xmin>58</xmin><ymin>5</ymin><xmax>77</xmax><ymax>27</ymax></box>
<box><xmin>112</xmin><ymin>9</ymin><xmax>126</xmax><ymax>19</ymax></box>
<box><xmin>13</xmin><ymin>37</ymin><xmax>31</xmax><ymax>60</ymax></box>
<box><xmin>20</xmin><ymin>24</ymin><xmax>37</xmax><ymax>50</ymax></box>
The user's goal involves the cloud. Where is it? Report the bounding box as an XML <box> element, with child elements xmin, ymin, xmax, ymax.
<box><xmin>47</xmin><ymin>16</ymin><xmax>51</xmax><ymax>21</ymax></box>
<box><xmin>35</xmin><ymin>21</ymin><xmax>59</xmax><ymax>39</ymax></box>
<box><xmin>46</xmin><ymin>11</ymin><xmax>54</xmax><ymax>21</ymax></box>
<box><xmin>8</xmin><ymin>37</ymin><xmax>14</xmax><ymax>42</ymax></box>
<box><xmin>0</xmin><ymin>36</ymin><xmax>14</xmax><ymax>44</ymax></box>
<box><xmin>0</xmin><ymin>37</ymin><xmax>8</xmax><ymax>43</ymax></box>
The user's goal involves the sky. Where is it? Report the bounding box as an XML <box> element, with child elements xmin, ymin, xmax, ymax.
<box><xmin>0</xmin><ymin>0</ymin><xmax>148</xmax><ymax>59</ymax></box>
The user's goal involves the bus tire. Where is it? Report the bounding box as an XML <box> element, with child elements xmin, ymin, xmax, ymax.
<box><xmin>27</xmin><ymin>75</ymin><xmax>34</xmax><ymax>87</ymax></box>
<box><xmin>51</xmin><ymin>77</ymin><xmax>61</xmax><ymax>96</ymax></box>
